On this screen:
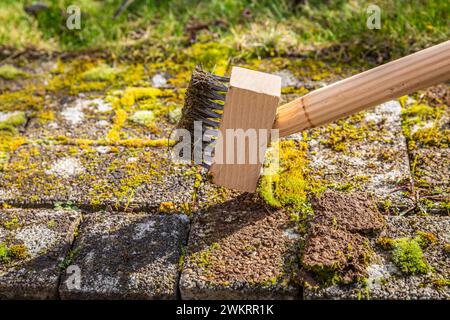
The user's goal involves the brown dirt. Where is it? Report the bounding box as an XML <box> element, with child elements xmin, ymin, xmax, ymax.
<box><xmin>311</xmin><ymin>191</ymin><xmax>385</xmax><ymax>234</ymax></box>
<box><xmin>301</xmin><ymin>191</ymin><xmax>385</xmax><ymax>286</ymax></box>
<box><xmin>302</xmin><ymin>225</ymin><xmax>370</xmax><ymax>283</ymax></box>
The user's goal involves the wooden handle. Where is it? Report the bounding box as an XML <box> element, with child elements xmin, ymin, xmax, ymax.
<box><xmin>274</xmin><ymin>40</ymin><xmax>450</xmax><ymax>137</ymax></box>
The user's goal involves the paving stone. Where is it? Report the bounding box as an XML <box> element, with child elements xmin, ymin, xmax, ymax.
<box><xmin>0</xmin><ymin>208</ymin><xmax>81</xmax><ymax>299</ymax></box>
<box><xmin>400</xmin><ymin>86</ymin><xmax>449</xmax><ymax>213</ymax></box>
<box><xmin>59</xmin><ymin>212</ymin><xmax>189</xmax><ymax>299</ymax></box>
<box><xmin>180</xmin><ymin>192</ymin><xmax>301</xmax><ymax>300</ymax></box>
<box><xmin>26</xmin><ymin>95</ymin><xmax>113</xmax><ymax>140</ymax></box>
<box><xmin>411</xmin><ymin>148</ymin><xmax>449</xmax><ymax>214</ymax></box>
<box><xmin>304</xmin><ymin>216</ymin><xmax>450</xmax><ymax>300</ymax></box>
<box><xmin>0</xmin><ymin>144</ymin><xmax>196</xmax><ymax>212</ymax></box>
<box><xmin>304</xmin><ymin>100</ymin><xmax>414</xmax><ymax>210</ymax></box>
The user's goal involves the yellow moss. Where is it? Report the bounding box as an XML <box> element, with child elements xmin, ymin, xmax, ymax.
<box><xmin>120</xmin><ymin>87</ymin><xmax>163</xmax><ymax>107</ymax></box>
<box><xmin>415</xmin><ymin>231</ymin><xmax>438</xmax><ymax>246</ymax></box>
<box><xmin>0</xmin><ymin>89</ymin><xmax>43</xmax><ymax>112</ymax></box>
<box><xmin>8</xmin><ymin>244</ymin><xmax>28</xmax><ymax>260</ymax></box>
<box><xmin>36</xmin><ymin>109</ymin><xmax>55</xmax><ymax>123</ymax></box>
<box><xmin>159</xmin><ymin>201</ymin><xmax>175</xmax><ymax>213</ymax></box>
<box><xmin>376</xmin><ymin>236</ymin><xmax>394</xmax><ymax>250</ymax></box>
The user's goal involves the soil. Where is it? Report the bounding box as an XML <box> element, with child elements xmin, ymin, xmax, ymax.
<box><xmin>311</xmin><ymin>191</ymin><xmax>385</xmax><ymax>234</ymax></box>
<box><xmin>302</xmin><ymin>191</ymin><xmax>385</xmax><ymax>286</ymax></box>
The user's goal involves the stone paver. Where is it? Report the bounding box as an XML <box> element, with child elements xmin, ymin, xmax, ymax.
<box><xmin>304</xmin><ymin>216</ymin><xmax>450</xmax><ymax>300</ymax></box>
<box><xmin>59</xmin><ymin>212</ymin><xmax>189</xmax><ymax>299</ymax></box>
<box><xmin>305</xmin><ymin>101</ymin><xmax>414</xmax><ymax>211</ymax></box>
<box><xmin>180</xmin><ymin>192</ymin><xmax>301</xmax><ymax>300</ymax></box>
<box><xmin>401</xmin><ymin>86</ymin><xmax>450</xmax><ymax>214</ymax></box>
<box><xmin>0</xmin><ymin>208</ymin><xmax>81</xmax><ymax>299</ymax></box>
<box><xmin>0</xmin><ymin>144</ymin><xmax>195</xmax><ymax>212</ymax></box>
<box><xmin>26</xmin><ymin>95</ymin><xmax>114</xmax><ymax>140</ymax></box>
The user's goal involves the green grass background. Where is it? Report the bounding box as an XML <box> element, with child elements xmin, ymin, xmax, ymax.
<box><xmin>0</xmin><ymin>0</ymin><xmax>448</xmax><ymax>59</ymax></box>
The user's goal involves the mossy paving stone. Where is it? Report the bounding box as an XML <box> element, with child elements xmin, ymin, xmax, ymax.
<box><xmin>401</xmin><ymin>85</ymin><xmax>449</xmax><ymax>213</ymax></box>
<box><xmin>411</xmin><ymin>148</ymin><xmax>449</xmax><ymax>214</ymax></box>
<box><xmin>304</xmin><ymin>216</ymin><xmax>450</xmax><ymax>300</ymax></box>
<box><xmin>59</xmin><ymin>212</ymin><xmax>189</xmax><ymax>299</ymax></box>
<box><xmin>0</xmin><ymin>144</ymin><xmax>196</xmax><ymax>212</ymax></box>
<box><xmin>25</xmin><ymin>94</ymin><xmax>114</xmax><ymax>140</ymax></box>
<box><xmin>180</xmin><ymin>193</ymin><xmax>301</xmax><ymax>300</ymax></box>
<box><xmin>304</xmin><ymin>100</ymin><xmax>414</xmax><ymax>211</ymax></box>
<box><xmin>0</xmin><ymin>58</ymin><xmax>56</xmax><ymax>92</ymax></box>
<box><xmin>0</xmin><ymin>208</ymin><xmax>81</xmax><ymax>299</ymax></box>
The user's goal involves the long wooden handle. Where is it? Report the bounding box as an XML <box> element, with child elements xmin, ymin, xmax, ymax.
<box><xmin>274</xmin><ymin>40</ymin><xmax>450</xmax><ymax>137</ymax></box>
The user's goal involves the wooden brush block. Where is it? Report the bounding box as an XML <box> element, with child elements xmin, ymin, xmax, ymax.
<box><xmin>209</xmin><ymin>67</ymin><xmax>281</xmax><ymax>192</ymax></box>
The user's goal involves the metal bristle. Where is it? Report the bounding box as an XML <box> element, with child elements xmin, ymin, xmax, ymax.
<box><xmin>176</xmin><ymin>66</ymin><xmax>229</xmax><ymax>166</ymax></box>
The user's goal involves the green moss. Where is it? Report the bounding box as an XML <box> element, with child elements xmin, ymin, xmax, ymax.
<box><xmin>322</xmin><ymin>114</ymin><xmax>367</xmax><ymax>152</ymax></box>
<box><xmin>0</xmin><ymin>65</ymin><xmax>28</xmax><ymax>80</ymax></box>
<box><xmin>0</xmin><ymin>111</ymin><xmax>27</xmax><ymax>134</ymax></box>
<box><xmin>3</xmin><ymin>216</ymin><xmax>20</xmax><ymax>230</ymax></box>
<box><xmin>258</xmin><ymin>139</ymin><xmax>324</xmax><ymax>213</ymax></box>
<box><xmin>391</xmin><ymin>237</ymin><xmax>429</xmax><ymax>275</ymax></box>
<box><xmin>178</xmin><ymin>245</ymin><xmax>186</xmax><ymax>272</ymax></box>
<box><xmin>0</xmin><ymin>242</ymin><xmax>28</xmax><ymax>263</ymax></box>
<box><xmin>189</xmin><ymin>242</ymin><xmax>220</xmax><ymax>270</ymax></box>
<box><xmin>81</xmin><ymin>64</ymin><xmax>119</xmax><ymax>81</ymax></box>
<box><xmin>0</xmin><ymin>243</ymin><xmax>9</xmax><ymax>263</ymax></box>
<box><xmin>0</xmin><ymin>89</ymin><xmax>43</xmax><ymax>112</ymax></box>
<box><xmin>432</xmin><ymin>278</ymin><xmax>450</xmax><ymax>289</ymax></box>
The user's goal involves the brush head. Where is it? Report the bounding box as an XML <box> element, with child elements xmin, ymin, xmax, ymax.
<box><xmin>176</xmin><ymin>66</ymin><xmax>229</xmax><ymax>166</ymax></box>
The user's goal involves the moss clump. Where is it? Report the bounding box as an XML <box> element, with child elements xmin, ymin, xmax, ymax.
<box><xmin>391</xmin><ymin>237</ymin><xmax>429</xmax><ymax>275</ymax></box>
<box><xmin>415</xmin><ymin>231</ymin><xmax>437</xmax><ymax>246</ymax></box>
<box><xmin>81</xmin><ymin>64</ymin><xmax>119</xmax><ymax>81</ymax></box>
<box><xmin>443</xmin><ymin>243</ymin><xmax>450</xmax><ymax>253</ymax></box>
<box><xmin>120</xmin><ymin>87</ymin><xmax>163</xmax><ymax>107</ymax></box>
<box><xmin>159</xmin><ymin>201</ymin><xmax>175</xmax><ymax>213</ymax></box>
<box><xmin>189</xmin><ymin>242</ymin><xmax>220</xmax><ymax>270</ymax></box>
<box><xmin>8</xmin><ymin>244</ymin><xmax>28</xmax><ymax>260</ymax></box>
<box><xmin>3</xmin><ymin>216</ymin><xmax>20</xmax><ymax>230</ymax></box>
<box><xmin>0</xmin><ymin>111</ymin><xmax>27</xmax><ymax>133</ymax></box>
<box><xmin>129</xmin><ymin>110</ymin><xmax>155</xmax><ymax>126</ymax></box>
<box><xmin>401</xmin><ymin>101</ymin><xmax>449</xmax><ymax>150</ymax></box>
<box><xmin>0</xmin><ymin>65</ymin><xmax>28</xmax><ymax>80</ymax></box>
<box><xmin>376</xmin><ymin>236</ymin><xmax>394</xmax><ymax>250</ymax></box>
<box><xmin>0</xmin><ymin>243</ymin><xmax>9</xmax><ymax>263</ymax></box>
<box><xmin>0</xmin><ymin>89</ymin><xmax>43</xmax><ymax>112</ymax></box>
<box><xmin>0</xmin><ymin>243</ymin><xmax>28</xmax><ymax>263</ymax></box>
<box><xmin>258</xmin><ymin>139</ymin><xmax>323</xmax><ymax>213</ymax></box>
<box><xmin>432</xmin><ymin>278</ymin><xmax>450</xmax><ymax>289</ymax></box>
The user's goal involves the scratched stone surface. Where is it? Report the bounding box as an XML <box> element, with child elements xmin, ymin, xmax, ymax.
<box><xmin>180</xmin><ymin>191</ymin><xmax>301</xmax><ymax>300</ymax></box>
<box><xmin>59</xmin><ymin>212</ymin><xmax>189</xmax><ymax>299</ymax></box>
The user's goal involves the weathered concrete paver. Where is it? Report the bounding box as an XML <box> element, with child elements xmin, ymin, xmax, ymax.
<box><xmin>26</xmin><ymin>95</ymin><xmax>114</xmax><ymax>140</ymax></box>
<box><xmin>0</xmin><ymin>144</ymin><xmax>195</xmax><ymax>212</ymax></box>
<box><xmin>304</xmin><ymin>100</ymin><xmax>414</xmax><ymax>211</ymax></box>
<box><xmin>0</xmin><ymin>208</ymin><xmax>81</xmax><ymax>299</ymax></box>
<box><xmin>304</xmin><ymin>216</ymin><xmax>450</xmax><ymax>300</ymax></box>
<box><xmin>59</xmin><ymin>212</ymin><xmax>189</xmax><ymax>299</ymax></box>
<box><xmin>180</xmin><ymin>192</ymin><xmax>301</xmax><ymax>300</ymax></box>
<box><xmin>400</xmin><ymin>87</ymin><xmax>450</xmax><ymax>214</ymax></box>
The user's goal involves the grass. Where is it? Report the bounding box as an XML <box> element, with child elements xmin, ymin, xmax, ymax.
<box><xmin>0</xmin><ymin>0</ymin><xmax>448</xmax><ymax>61</ymax></box>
